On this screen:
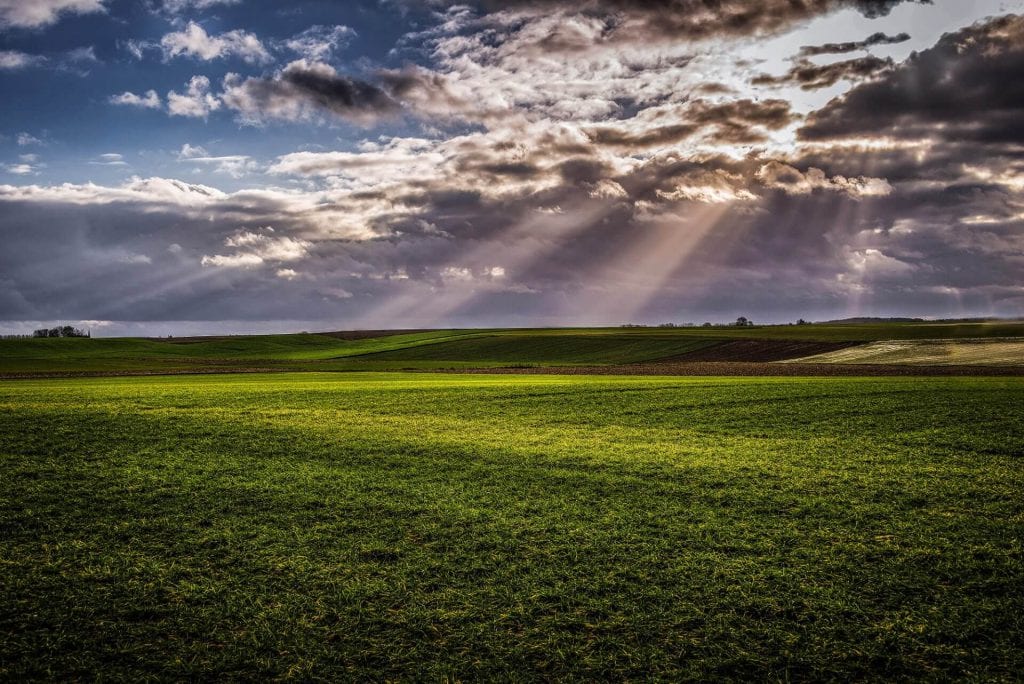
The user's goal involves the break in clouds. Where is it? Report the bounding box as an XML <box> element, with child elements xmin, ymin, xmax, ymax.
<box><xmin>0</xmin><ymin>0</ymin><xmax>1022</xmax><ymax>333</ymax></box>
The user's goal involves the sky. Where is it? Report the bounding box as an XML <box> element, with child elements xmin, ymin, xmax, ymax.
<box><xmin>1</xmin><ymin>0</ymin><xmax>1023</xmax><ymax>335</ymax></box>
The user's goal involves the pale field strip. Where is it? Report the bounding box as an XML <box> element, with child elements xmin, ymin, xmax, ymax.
<box><xmin>784</xmin><ymin>338</ymin><xmax>1024</xmax><ymax>366</ymax></box>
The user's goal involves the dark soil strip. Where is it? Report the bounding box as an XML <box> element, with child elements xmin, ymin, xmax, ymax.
<box><xmin>658</xmin><ymin>339</ymin><xmax>861</xmax><ymax>362</ymax></box>
<box><xmin>4</xmin><ymin>362</ymin><xmax>1023</xmax><ymax>380</ymax></box>
<box><xmin>447</xmin><ymin>362</ymin><xmax>1024</xmax><ymax>377</ymax></box>
<box><xmin>316</xmin><ymin>329</ymin><xmax>433</xmax><ymax>341</ymax></box>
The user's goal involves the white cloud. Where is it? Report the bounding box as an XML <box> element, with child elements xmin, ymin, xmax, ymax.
<box><xmin>167</xmin><ymin>75</ymin><xmax>221</xmax><ymax>118</ymax></box>
<box><xmin>159</xmin><ymin>0</ymin><xmax>239</xmax><ymax>14</ymax></box>
<box><xmin>757</xmin><ymin>162</ymin><xmax>893</xmax><ymax>198</ymax></box>
<box><xmin>177</xmin><ymin>143</ymin><xmax>208</xmax><ymax>159</ymax></box>
<box><xmin>90</xmin><ymin>153</ymin><xmax>127</xmax><ymax>167</ymax></box>
<box><xmin>0</xmin><ymin>50</ymin><xmax>43</xmax><ymax>70</ymax></box>
<box><xmin>845</xmin><ymin>248</ymin><xmax>916</xmax><ymax>277</ymax></box>
<box><xmin>282</xmin><ymin>24</ymin><xmax>356</xmax><ymax>61</ymax></box>
<box><xmin>202</xmin><ymin>229</ymin><xmax>311</xmax><ymax>268</ymax></box>
<box><xmin>588</xmin><ymin>179</ymin><xmax>628</xmax><ymax>199</ymax></box>
<box><xmin>161</xmin><ymin>22</ymin><xmax>271</xmax><ymax>64</ymax></box>
<box><xmin>0</xmin><ymin>176</ymin><xmax>380</xmax><ymax>240</ymax></box>
<box><xmin>0</xmin><ymin>176</ymin><xmax>227</xmax><ymax>206</ymax></box>
<box><xmin>276</xmin><ymin>268</ymin><xmax>299</xmax><ymax>280</ymax></box>
<box><xmin>656</xmin><ymin>170</ymin><xmax>759</xmax><ymax>204</ymax></box>
<box><xmin>122</xmin><ymin>39</ymin><xmax>147</xmax><ymax>60</ymax></box>
<box><xmin>109</xmin><ymin>90</ymin><xmax>161</xmax><ymax>109</ymax></box>
<box><xmin>117</xmin><ymin>253</ymin><xmax>152</xmax><ymax>264</ymax></box>
<box><xmin>177</xmin><ymin>143</ymin><xmax>257</xmax><ymax>177</ymax></box>
<box><xmin>200</xmin><ymin>253</ymin><xmax>263</xmax><ymax>268</ymax></box>
<box><xmin>66</xmin><ymin>46</ymin><xmax>98</xmax><ymax>63</ymax></box>
<box><xmin>318</xmin><ymin>286</ymin><xmax>352</xmax><ymax>300</ymax></box>
<box><xmin>16</xmin><ymin>133</ymin><xmax>43</xmax><ymax>147</ymax></box>
<box><xmin>441</xmin><ymin>266</ymin><xmax>474</xmax><ymax>281</ymax></box>
<box><xmin>0</xmin><ymin>0</ymin><xmax>105</xmax><ymax>28</ymax></box>
<box><xmin>4</xmin><ymin>164</ymin><xmax>37</xmax><ymax>175</ymax></box>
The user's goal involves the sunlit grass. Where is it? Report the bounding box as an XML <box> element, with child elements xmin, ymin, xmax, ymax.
<box><xmin>2</xmin><ymin>373</ymin><xmax>1022</xmax><ymax>679</ymax></box>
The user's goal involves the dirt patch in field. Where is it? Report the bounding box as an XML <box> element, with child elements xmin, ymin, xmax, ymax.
<box><xmin>659</xmin><ymin>340</ymin><xmax>861</xmax><ymax>362</ymax></box>
<box><xmin>447</xmin><ymin>362</ymin><xmax>1024</xmax><ymax>377</ymax></box>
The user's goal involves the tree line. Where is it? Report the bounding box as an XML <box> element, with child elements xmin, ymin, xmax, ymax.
<box><xmin>32</xmin><ymin>326</ymin><xmax>91</xmax><ymax>338</ymax></box>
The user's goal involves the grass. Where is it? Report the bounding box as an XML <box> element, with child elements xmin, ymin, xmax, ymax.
<box><xmin>343</xmin><ymin>333</ymin><xmax>719</xmax><ymax>365</ymax></box>
<box><xmin>2</xmin><ymin>372</ymin><xmax>1023</xmax><ymax>680</ymax></box>
<box><xmin>789</xmin><ymin>338</ymin><xmax>1024</xmax><ymax>366</ymax></box>
<box><xmin>3</xmin><ymin>320</ymin><xmax>1023</xmax><ymax>376</ymax></box>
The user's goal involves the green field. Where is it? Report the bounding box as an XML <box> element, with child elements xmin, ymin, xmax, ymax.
<box><xmin>2</xmin><ymin>372</ymin><xmax>1023</xmax><ymax>680</ymax></box>
<box><xmin>3</xmin><ymin>321</ymin><xmax>1023</xmax><ymax>376</ymax></box>
<box><xmin>790</xmin><ymin>338</ymin><xmax>1024</xmax><ymax>366</ymax></box>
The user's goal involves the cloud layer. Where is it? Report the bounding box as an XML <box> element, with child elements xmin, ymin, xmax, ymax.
<box><xmin>1</xmin><ymin>0</ymin><xmax>1021</xmax><ymax>331</ymax></box>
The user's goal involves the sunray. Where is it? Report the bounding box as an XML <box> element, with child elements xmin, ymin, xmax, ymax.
<box><xmin>351</xmin><ymin>200</ymin><xmax>619</xmax><ymax>328</ymax></box>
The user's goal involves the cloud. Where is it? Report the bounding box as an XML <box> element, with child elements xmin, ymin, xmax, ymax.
<box><xmin>16</xmin><ymin>133</ymin><xmax>43</xmax><ymax>146</ymax></box>
<box><xmin>177</xmin><ymin>143</ymin><xmax>258</xmax><ymax>177</ymax></box>
<box><xmin>588</xmin><ymin>179</ymin><xmax>628</xmax><ymax>199</ymax></box>
<box><xmin>281</xmin><ymin>24</ymin><xmax>356</xmax><ymax>61</ymax></box>
<box><xmin>110</xmin><ymin>89</ymin><xmax>162</xmax><ymax>109</ymax></box>
<box><xmin>177</xmin><ymin>143</ymin><xmax>208</xmax><ymax>158</ymax></box>
<box><xmin>4</xmin><ymin>164</ymin><xmax>37</xmax><ymax>175</ymax></box>
<box><xmin>221</xmin><ymin>60</ymin><xmax>401</xmax><ymax>126</ymax></box>
<box><xmin>846</xmin><ymin>248</ymin><xmax>915</xmax><ymax>276</ymax></box>
<box><xmin>753</xmin><ymin>55</ymin><xmax>894</xmax><ymax>90</ymax></box>
<box><xmin>66</xmin><ymin>45</ymin><xmax>98</xmax><ymax>63</ymax></box>
<box><xmin>167</xmin><ymin>75</ymin><xmax>221</xmax><ymax>118</ymax></box>
<box><xmin>160</xmin><ymin>22</ymin><xmax>271</xmax><ymax>64</ymax></box>
<box><xmin>404</xmin><ymin>1</ymin><xmax>931</xmax><ymax>43</ymax></box>
<box><xmin>201</xmin><ymin>229</ymin><xmax>311</xmax><ymax>268</ymax></box>
<box><xmin>800</xmin><ymin>14</ymin><xmax>1024</xmax><ymax>143</ymax></box>
<box><xmin>157</xmin><ymin>0</ymin><xmax>240</xmax><ymax>15</ymax></box>
<box><xmin>5</xmin><ymin>1</ymin><xmax>1024</xmax><ymax>327</ymax></box>
<box><xmin>656</xmin><ymin>169</ymin><xmax>759</xmax><ymax>203</ymax></box>
<box><xmin>90</xmin><ymin>153</ymin><xmax>127</xmax><ymax>167</ymax></box>
<box><xmin>586</xmin><ymin>99</ymin><xmax>794</xmax><ymax>148</ymax></box>
<box><xmin>0</xmin><ymin>0</ymin><xmax>105</xmax><ymax>29</ymax></box>
<box><xmin>757</xmin><ymin>161</ymin><xmax>893</xmax><ymax>198</ymax></box>
<box><xmin>0</xmin><ymin>50</ymin><xmax>43</xmax><ymax>69</ymax></box>
<box><xmin>798</xmin><ymin>31</ymin><xmax>911</xmax><ymax>56</ymax></box>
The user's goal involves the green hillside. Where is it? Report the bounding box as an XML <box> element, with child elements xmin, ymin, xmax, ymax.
<box><xmin>2</xmin><ymin>321</ymin><xmax>1023</xmax><ymax>376</ymax></box>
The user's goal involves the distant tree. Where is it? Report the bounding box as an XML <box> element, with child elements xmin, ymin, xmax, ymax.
<box><xmin>735</xmin><ymin>316</ymin><xmax>752</xmax><ymax>327</ymax></box>
<box><xmin>33</xmin><ymin>326</ymin><xmax>87</xmax><ymax>338</ymax></box>
<box><xmin>797</xmin><ymin>318</ymin><xmax>808</xmax><ymax>325</ymax></box>
<box><xmin>701</xmin><ymin>322</ymin><xmax>712</xmax><ymax>327</ymax></box>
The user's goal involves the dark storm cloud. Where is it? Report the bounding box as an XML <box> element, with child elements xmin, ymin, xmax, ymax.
<box><xmin>375</xmin><ymin>65</ymin><xmax>476</xmax><ymax>120</ymax></box>
<box><xmin>220</xmin><ymin>60</ymin><xmax>477</xmax><ymax>125</ymax></box>
<box><xmin>412</xmin><ymin>0</ymin><xmax>930</xmax><ymax>41</ymax></box>
<box><xmin>798</xmin><ymin>31</ymin><xmax>911</xmax><ymax>56</ymax></box>
<box><xmin>800</xmin><ymin>14</ymin><xmax>1024</xmax><ymax>142</ymax></box>
<box><xmin>222</xmin><ymin>60</ymin><xmax>402</xmax><ymax>125</ymax></box>
<box><xmin>753</xmin><ymin>55</ymin><xmax>894</xmax><ymax>90</ymax></box>
<box><xmin>586</xmin><ymin>122</ymin><xmax>698</xmax><ymax>148</ymax></box>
